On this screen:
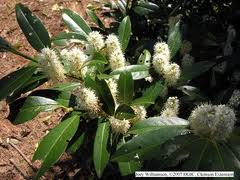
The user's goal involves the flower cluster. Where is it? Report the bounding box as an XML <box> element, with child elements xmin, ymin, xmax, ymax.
<box><xmin>152</xmin><ymin>42</ymin><xmax>181</xmax><ymax>87</ymax></box>
<box><xmin>39</xmin><ymin>48</ymin><xmax>66</xmax><ymax>83</ymax></box>
<box><xmin>109</xmin><ymin>116</ymin><xmax>131</xmax><ymax>134</ymax></box>
<box><xmin>61</xmin><ymin>47</ymin><xmax>88</xmax><ymax>79</ymax></box>
<box><xmin>72</xmin><ymin>86</ymin><xmax>101</xmax><ymax>114</ymax></box>
<box><xmin>161</xmin><ymin>97</ymin><xmax>179</xmax><ymax>117</ymax></box>
<box><xmin>87</xmin><ymin>31</ymin><xmax>105</xmax><ymax>54</ymax></box>
<box><xmin>228</xmin><ymin>90</ymin><xmax>240</xmax><ymax>109</ymax></box>
<box><xmin>189</xmin><ymin>104</ymin><xmax>236</xmax><ymax>141</ymax></box>
<box><xmin>106</xmin><ymin>78</ymin><xmax>118</xmax><ymax>103</ymax></box>
<box><xmin>130</xmin><ymin>106</ymin><xmax>147</xmax><ymax>124</ymax></box>
<box><xmin>105</xmin><ymin>34</ymin><xmax>126</xmax><ymax>70</ymax></box>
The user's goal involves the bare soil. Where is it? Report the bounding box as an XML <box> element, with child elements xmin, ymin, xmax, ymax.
<box><xmin>0</xmin><ymin>0</ymin><xmax>97</xmax><ymax>179</ymax></box>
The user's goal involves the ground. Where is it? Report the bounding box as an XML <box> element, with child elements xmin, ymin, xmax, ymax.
<box><xmin>0</xmin><ymin>0</ymin><xmax>100</xmax><ymax>179</ymax></box>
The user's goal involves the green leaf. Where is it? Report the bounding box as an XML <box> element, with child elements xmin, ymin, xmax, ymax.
<box><xmin>111</xmin><ymin>65</ymin><xmax>149</xmax><ymax>80</ymax></box>
<box><xmin>85</xmin><ymin>76</ymin><xmax>115</xmax><ymax>115</ymax></box>
<box><xmin>177</xmin><ymin>85</ymin><xmax>207</xmax><ymax>101</ymax></box>
<box><xmin>129</xmin><ymin>116</ymin><xmax>189</xmax><ymax>134</ymax></box>
<box><xmin>167</xmin><ymin>21</ymin><xmax>181</xmax><ymax>58</ymax></box>
<box><xmin>33</xmin><ymin>114</ymin><xmax>80</xmax><ymax>179</ymax></box>
<box><xmin>137</xmin><ymin>49</ymin><xmax>151</xmax><ymax>67</ymax></box>
<box><xmin>0</xmin><ymin>66</ymin><xmax>36</xmax><ymax>101</ymax></box>
<box><xmin>51</xmin><ymin>82</ymin><xmax>81</xmax><ymax>91</ymax></box>
<box><xmin>52</xmin><ymin>32</ymin><xmax>87</xmax><ymax>46</ymax></box>
<box><xmin>159</xmin><ymin>135</ymin><xmax>240</xmax><ymax>178</ymax></box>
<box><xmin>62</xmin><ymin>9</ymin><xmax>92</xmax><ymax>36</ymax></box>
<box><xmin>119</xmin><ymin>161</ymin><xmax>141</xmax><ymax>176</ymax></box>
<box><xmin>94</xmin><ymin>122</ymin><xmax>110</xmax><ymax>178</ymax></box>
<box><xmin>15</xmin><ymin>3</ymin><xmax>50</xmax><ymax>51</ymax></box>
<box><xmin>67</xmin><ymin>133</ymin><xmax>85</xmax><ymax>154</ymax></box>
<box><xmin>117</xmin><ymin>0</ymin><xmax>127</xmax><ymax>15</ymax></box>
<box><xmin>86</xmin><ymin>9</ymin><xmax>105</xmax><ymax>29</ymax></box>
<box><xmin>131</xmin><ymin>81</ymin><xmax>163</xmax><ymax>107</ymax></box>
<box><xmin>14</xmin><ymin>96</ymin><xmax>64</xmax><ymax>124</ymax></box>
<box><xmin>178</xmin><ymin>61</ymin><xmax>215</xmax><ymax>85</ymax></box>
<box><xmin>118</xmin><ymin>16</ymin><xmax>131</xmax><ymax>51</ymax></box>
<box><xmin>118</xmin><ymin>71</ymin><xmax>134</xmax><ymax>104</ymax></box>
<box><xmin>133</xmin><ymin>1</ymin><xmax>159</xmax><ymax>16</ymax></box>
<box><xmin>6</xmin><ymin>72</ymin><xmax>47</xmax><ymax>103</ymax></box>
<box><xmin>118</xmin><ymin>138</ymin><xmax>141</xmax><ymax>176</ymax></box>
<box><xmin>0</xmin><ymin>36</ymin><xmax>15</xmax><ymax>52</ymax></box>
<box><xmin>115</xmin><ymin>104</ymin><xmax>135</xmax><ymax>120</ymax></box>
<box><xmin>82</xmin><ymin>52</ymin><xmax>108</xmax><ymax>68</ymax></box>
<box><xmin>112</xmin><ymin>126</ymin><xmax>187</xmax><ymax>162</ymax></box>
<box><xmin>0</xmin><ymin>37</ymin><xmax>37</xmax><ymax>62</ymax></box>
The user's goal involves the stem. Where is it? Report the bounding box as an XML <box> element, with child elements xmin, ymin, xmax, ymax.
<box><xmin>11</xmin><ymin>49</ymin><xmax>38</xmax><ymax>63</ymax></box>
<box><xmin>15</xmin><ymin>51</ymin><xmax>38</xmax><ymax>63</ymax></box>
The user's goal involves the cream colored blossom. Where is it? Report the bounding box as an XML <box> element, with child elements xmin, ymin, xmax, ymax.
<box><xmin>109</xmin><ymin>50</ymin><xmax>126</xmax><ymax>70</ymax></box>
<box><xmin>163</xmin><ymin>63</ymin><xmax>181</xmax><ymax>87</ymax></box>
<box><xmin>87</xmin><ymin>31</ymin><xmax>105</xmax><ymax>52</ymax></box>
<box><xmin>152</xmin><ymin>54</ymin><xmax>170</xmax><ymax>75</ymax></box>
<box><xmin>130</xmin><ymin>106</ymin><xmax>147</xmax><ymax>124</ymax></box>
<box><xmin>61</xmin><ymin>48</ymin><xmax>88</xmax><ymax>79</ymax></box>
<box><xmin>106</xmin><ymin>78</ymin><xmax>118</xmax><ymax>103</ymax></box>
<box><xmin>154</xmin><ymin>42</ymin><xmax>171</xmax><ymax>60</ymax></box>
<box><xmin>105</xmin><ymin>34</ymin><xmax>122</xmax><ymax>53</ymax></box>
<box><xmin>152</xmin><ymin>42</ymin><xmax>181</xmax><ymax>87</ymax></box>
<box><xmin>161</xmin><ymin>97</ymin><xmax>179</xmax><ymax>117</ymax></box>
<box><xmin>105</xmin><ymin>34</ymin><xmax>126</xmax><ymax>70</ymax></box>
<box><xmin>39</xmin><ymin>48</ymin><xmax>66</xmax><ymax>83</ymax></box>
<box><xmin>189</xmin><ymin>104</ymin><xmax>236</xmax><ymax>141</ymax></box>
<box><xmin>109</xmin><ymin>116</ymin><xmax>130</xmax><ymax>134</ymax></box>
<box><xmin>228</xmin><ymin>90</ymin><xmax>240</xmax><ymax>108</ymax></box>
<box><xmin>72</xmin><ymin>86</ymin><xmax>101</xmax><ymax>114</ymax></box>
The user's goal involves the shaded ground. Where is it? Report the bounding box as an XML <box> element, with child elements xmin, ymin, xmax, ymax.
<box><xmin>0</xmin><ymin>0</ymin><xmax>98</xmax><ymax>179</ymax></box>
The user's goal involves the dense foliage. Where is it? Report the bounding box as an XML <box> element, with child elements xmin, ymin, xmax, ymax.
<box><xmin>0</xmin><ymin>0</ymin><xmax>240</xmax><ymax>179</ymax></box>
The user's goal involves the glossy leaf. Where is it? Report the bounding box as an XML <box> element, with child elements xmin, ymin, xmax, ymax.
<box><xmin>0</xmin><ymin>36</ymin><xmax>15</xmax><ymax>52</ymax></box>
<box><xmin>62</xmin><ymin>9</ymin><xmax>92</xmax><ymax>36</ymax></box>
<box><xmin>168</xmin><ymin>21</ymin><xmax>181</xmax><ymax>58</ymax></box>
<box><xmin>115</xmin><ymin>104</ymin><xmax>135</xmax><ymax>120</ymax></box>
<box><xmin>52</xmin><ymin>32</ymin><xmax>87</xmax><ymax>46</ymax></box>
<box><xmin>51</xmin><ymin>82</ymin><xmax>81</xmax><ymax>91</ymax></box>
<box><xmin>118</xmin><ymin>138</ymin><xmax>141</xmax><ymax>176</ymax></box>
<box><xmin>118</xmin><ymin>16</ymin><xmax>131</xmax><ymax>51</ymax></box>
<box><xmin>111</xmin><ymin>65</ymin><xmax>149</xmax><ymax>80</ymax></box>
<box><xmin>6</xmin><ymin>72</ymin><xmax>47</xmax><ymax>103</ymax></box>
<box><xmin>129</xmin><ymin>117</ymin><xmax>189</xmax><ymax>134</ymax></box>
<box><xmin>67</xmin><ymin>133</ymin><xmax>85</xmax><ymax>154</ymax></box>
<box><xmin>0</xmin><ymin>66</ymin><xmax>36</xmax><ymax>101</ymax></box>
<box><xmin>112</xmin><ymin>127</ymin><xmax>187</xmax><ymax>162</ymax></box>
<box><xmin>119</xmin><ymin>160</ymin><xmax>141</xmax><ymax>176</ymax></box>
<box><xmin>117</xmin><ymin>0</ymin><xmax>127</xmax><ymax>15</ymax></box>
<box><xmin>0</xmin><ymin>36</ymin><xmax>37</xmax><ymax>62</ymax></box>
<box><xmin>86</xmin><ymin>9</ymin><xmax>105</xmax><ymax>29</ymax></box>
<box><xmin>133</xmin><ymin>1</ymin><xmax>159</xmax><ymax>16</ymax></box>
<box><xmin>94</xmin><ymin>122</ymin><xmax>110</xmax><ymax>178</ymax></box>
<box><xmin>137</xmin><ymin>49</ymin><xmax>151</xmax><ymax>67</ymax></box>
<box><xmin>14</xmin><ymin>96</ymin><xmax>64</xmax><ymax>124</ymax></box>
<box><xmin>15</xmin><ymin>3</ymin><xmax>50</xmax><ymax>51</ymax></box>
<box><xmin>118</xmin><ymin>71</ymin><xmax>134</xmax><ymax>104</ymax></box>
<box><xmin>33</xmin><ymin>114</ymin><xmax>80</xmax><ymax>179</ymax></box>
<box><xmin>82</xmin><ymin>52</ymin><xmax>108</xmax><ymax>68</ymax></box>
<box><xmin>131</xmin><ymin>81</ymin><xmax>163</xmax><ymax>106</ymax></box>
<box><xmin>178</xmin><ymin>61</ymin><xmax>215</xmax><ymax>85</ymax></box>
